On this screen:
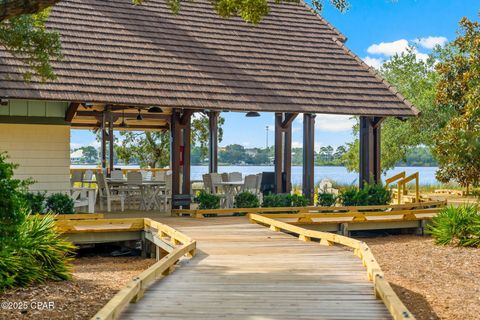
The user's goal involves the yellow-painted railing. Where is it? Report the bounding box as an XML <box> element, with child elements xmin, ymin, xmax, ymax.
<box><xmin>172</xmin><ymin>200</ymin><xmax>446</xmax><ymax>219</ymax></box>
<box><xmin>397</xmin><ymin>172</ymin><xmax>420</xmax><ymax>204</ymax></box>
<box><xmin>385</xmin><ymin>171</ymin><xmax>406</xmax><ymax>187</ymax></box>
<box><xmin>91</xmin><ymin>218</ymin><xmax>196</xmax><ymax>320</ymax></box>
<box><xmin>385</xmin><ymin>171</ymin><xmax>420</xmax><ymax>204</ymax></box>
<box><xmin>248</xmin><ymin>213</ymin><xmax>415</xmax><ymax>320</ymax></box>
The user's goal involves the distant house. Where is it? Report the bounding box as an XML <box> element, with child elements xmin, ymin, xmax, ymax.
<box><xmin>70</xmin><ymin>149</ymin><xmax>84</xmax><ymax>164</ymax></box>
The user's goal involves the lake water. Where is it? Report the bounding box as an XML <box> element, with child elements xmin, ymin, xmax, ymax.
<box><xmin>72</xmin><ymin>164</ymin><xmax>440</xmax><ymax>185</ymax></box>
<box><xmin>191</xmin><ymin>166</ymin><xmax>439</xmax><ymax>185</ymax></box>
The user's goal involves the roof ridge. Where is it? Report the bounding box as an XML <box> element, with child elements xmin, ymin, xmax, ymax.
<box><xmin>332</xmin><ymin>38</ymin><xmax>420</xmax><ymax>116</ymax></box>
<box><xmin>299</xmin><ymin>0</ymin><xmax>347</xmax><ymax>43</ymax></box>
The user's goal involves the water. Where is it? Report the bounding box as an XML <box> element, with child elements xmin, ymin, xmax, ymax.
<box><xmin>191</xmin><ymin>166</ymin><xmax>440</xmax><ymax>185</ymax></box>
<box><xmin>71</xmin><ymin>164</ymin><xmax>440</xmax><ymax>185</ymax></box>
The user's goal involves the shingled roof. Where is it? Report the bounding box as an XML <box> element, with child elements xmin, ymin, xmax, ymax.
<box><xmin>0</xmin><ymin>0</ymin><xmax>418</xmax><ymax>117</ymax></box>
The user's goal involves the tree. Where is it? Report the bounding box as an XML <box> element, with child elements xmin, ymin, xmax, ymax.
<box><xmin>433</xmin><ymin>17</ymin><xmax>480</xmax><ymax>189</ymax></box>
<box><xmin>1</xmin><ymin>0</ymin><xmax>350</xmax><ymax>82</ymax></box>
<box><xmin>77</xmin><ymin>146</ymin><xmax>98</xmax><ymax>164</ymax></box>
<box><xmin>219</xmin><ymin>144</ymin><xmax>251</xmax><ymax>164</ymax></box>
<box><xmin>115</xmin><ymin>113</ymin><xmax>223</xmax><ymax>168</ymax></box>
<box><xmin>343</xmin><ymin>46</ymin><xmax>453</xmax><ymax>173</ymax></box>
<box><xmin>115</xmin><ymin>131</ymin><xmax>170</xmax><ymax>168</ymax></box>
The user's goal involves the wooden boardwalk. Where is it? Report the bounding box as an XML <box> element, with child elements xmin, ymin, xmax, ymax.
<box><xmin>120</xmin><ymin>216</ymin><xmax>391</xmax><ymax>320</ymax></box>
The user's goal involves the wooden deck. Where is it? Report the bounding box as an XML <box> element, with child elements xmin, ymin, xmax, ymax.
<box><xmin>119</xmin><ymin>216</ymin><xmax>391</xmax><ymax>320</ymax></box>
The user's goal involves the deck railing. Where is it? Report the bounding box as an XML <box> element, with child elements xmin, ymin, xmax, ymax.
<box><xmin>248</xmin><ymin>213</ymin><xmax>415</xmax><ymax>320</ymax></box>
<box><xmin>59</xmin><ymin>218</ymin><xmax>198</xmax><ymax>320</ymax></box>
<box><xmin>172</xmin><ymin>200</ymin><xmax>447</xmax><ymax>219</ymax></box>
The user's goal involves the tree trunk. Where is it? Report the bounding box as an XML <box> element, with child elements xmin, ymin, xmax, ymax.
<box><xmin>1</xmin><ymin>0</ymin><xmax>61</xmax><ymax>21</ymax></box>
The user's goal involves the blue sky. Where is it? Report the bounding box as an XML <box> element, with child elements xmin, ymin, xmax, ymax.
<box><xmin>71</xmin><ymin>1</ymin><xmax>479</xmax><ymax>151</ymax></box>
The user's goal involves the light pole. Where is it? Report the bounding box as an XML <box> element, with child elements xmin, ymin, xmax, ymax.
<box><xmin>266</xmin><ymin>125</ymin><xmax>269</xmax><ymax>149</ymax></box>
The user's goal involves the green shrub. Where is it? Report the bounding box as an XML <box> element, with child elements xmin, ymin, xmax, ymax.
<box><xmin>194</xmin><ymin>190</ymin><xmax>221</xmax><ymax>209</ymax></box>
<box><xmin>23</xmin><ymin>191</ymin><xmax>46</xmax><ymax>214</ymax></box>
<box><xmin>0</xmin><ymin>213</ymin><xmax>76</xmax><ymax>290</ymax></box>
<box><xmin>338</xmin><ymin>186</ymin><xmax>364</xmax><ymax>206</ymax></box>
<box><xmin>365</xmin><ymin>183</ymin><xmax>392</xmax><ymax>205</ymax></box>
<box><xmin>338</xmin><ymin>183</ymin><xmax>391</xmax><ymax>206</ymax></box>
<box><xmin>262</xmin><ymin>193</ymin><xmax>291</xmax><ymax>207</ymax></box>
<box><xmin>291</xmin><ymin>194</ymin><xmax>309</xmax><ymax>207</ymax></box>
<box><xmin>318</xmin><ymin>192</ymin><xmax>337</xmax><ymax>207</ymax></box>
<box><xmin>0</xmin><ymin>153</ymin><xmax>75</xmax><ymax>290</ymax></box>
<box><xmin>426</xmin><ymin>205</ymin><xmax>480</xmax><ymax>247</ymax></box>
<box><xmin>0</xmin><ymin>152</ymin><xmax>31</xmax><ymax>243</ymax></box>
<box><xmin>262</xmin><ymin>193</ymin><xmax>309</xmax><ymax>207</ymax></box>
<box><xmin>46</xmin><ymin>193</ymin><xmax>75</xmax><ymax>214</ymax></box>
<box><xmin>234</xmin><ymin>192</ymin><xmax>259</xmax><ymax>208</ymax></box>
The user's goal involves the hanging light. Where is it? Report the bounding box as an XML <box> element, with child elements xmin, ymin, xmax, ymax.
<box><xmin>245</xmin><ymin>111</ymin><xmax>260</xmax><ymax>117</ymax></box>
<box><xmin>148</xmin><ymin>106</ymin><xmax>163</xmax><ymax>113</ymax></box>
<box><xmin>119</xmin><ymin>110</ymin><xmax>127</xmax><ymax>128</ymax></box>
<box><xmin>136</xmin><ymin>109</ymin><xmax>143</xmax><ymax>120</ymax></box>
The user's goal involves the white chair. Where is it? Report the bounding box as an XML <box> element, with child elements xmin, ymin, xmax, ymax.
<box><xmin>71</xmin><ymin>170</ymin><xmax>83</xmax><ymax>187</ymax></box>
<box><xmin>202</xmin><ymin>174</ymin><xmax>213</xmax><ymax>192</ymax></box>
<box><xmin>154</xmin><ymin>170</ymin><xmax>166</xmax><ymax>182</ymax></box>
<box><xmin>111</xmin><ymin>169</ymin><xmax>124</xmax><ymax>180</ymax></box>
<box><xmin>221</xmin><ymin>172</ymin><xmax>229</xmax><ymax>182</ymax></box>
<box><xmin>125</xmin><ymin>171</ymin><xmax>143</xmax><ymax>209</ymax></box>
<box><xmin>228</xmin><ymin>172</ymin><xmax>242</xmax><ymax>182</ymax></box>
<box><xmin>140</xmin><ymin>170</ymin><xmax>153</xmax><ymax>181</ymax></box>
<box><xmin>71</xmin><ymin>188</ymin><xmax>95</xmax><ymax>213</ymax></box>
<box><xmin>84</xmin><ymin>170</ymin><xmax>94</xmax><ymax>180</ymax></box>
<box><xmin>210</xmin><ymin>173</ymin><xmax>224</xmax><ymax>195</ymax></box>
<box><xmin>96</xmin><ymin>172</ymin><xmax>125</xmax><ymax>212</ymax></box>
<box><xmin>242</xmin><ymin>175</ymin><xmax>258</xmax><ymax>194</ymax></box>
<box><xmin>256</xmin><ymin>173</ymin><xmax>263</xmax><ymax>193</ymax></box>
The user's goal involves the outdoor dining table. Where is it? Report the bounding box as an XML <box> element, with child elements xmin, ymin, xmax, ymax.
<box><xmin>216</xmin><ymin>181</ymin><xmax>244</xmax><ymax>208</ymax></box>
<box><xmin>107</xmin><ymin>179</ymin><xmax>166</xmax><ymax>211</ymax></box>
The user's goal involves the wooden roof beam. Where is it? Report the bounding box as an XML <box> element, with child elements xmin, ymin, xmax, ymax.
<box><xmin>76</xmin><ymin>111</ymin><xmax>169</xmax><ymax>121</ymax></box>
<box><xmin>72</xmin><ymin>123</ymin><xmax>169</xmax><ymax>131</ymax></box>
<box><xmin>180</xmin><ymin>109</ymin><xmax>195</xmax><ymax>125</ymax></box>
<box><xmin>281</xmin><ymin>112</ymin><xmax>298</xmax><ymax>129</ymax></box>
<box><xmin>65</xmin><ymin>102</ymin><xmax>80</xmax><ymax>122</ymax></box>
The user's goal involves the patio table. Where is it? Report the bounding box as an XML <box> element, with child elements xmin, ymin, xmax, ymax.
<box><xmin>216</xmin><ymin>181</ymin><xmax>244</xmax><ymax>208</ymax></box>
<box><xmin>107</xmin><ymin>180</ymin><xmax>166</xmax><ymax>211</ymax></box>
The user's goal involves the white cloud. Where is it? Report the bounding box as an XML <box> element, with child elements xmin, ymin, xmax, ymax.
<box><xmin>367</xmin><ymin>39</ymin><xmax>409</xmax><ymax>56</ymax></box>
<box><xmin>292</xmin><ymin>141</ymin><xmax>302</xmax><ymax>148</ymax></box>
<box><xmin>70</xmin><ymin>140</ymin><xmax>100</xmax><ymax>150</ymax></box>
<box><xmin>415</xmin><ymin>36</ymin><xmax>447</xmax><ymax>49</ymax></box>
<box><xmin>363</xmin><ymin>56</ymin><xmax>384</xmax><ymax>69</ymax></box>
<box><xmin>291</xmin><ymin>141</ymin><xmax>325</xmax><ymax>152</ymax></box>
<box><xmin>315</xmin><ymin>114</ymin><xmax>355</xmax><ymax>132</ymax></box>
<box><xmin>415</xmin><ymin>52</ymin><xmax>429</xmax><ymax>62</ymax></box>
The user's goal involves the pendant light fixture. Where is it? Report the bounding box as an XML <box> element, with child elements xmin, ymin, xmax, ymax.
<box><xmin>148</xmin><ymin>106</ymin><xmax>163</xmax><ymax>113</ymax></box>
<box><xmin>136</xmin><ymin>108</ymin><xmax>143</xmax><ymax>121</ymax></box>
<box><xmin>119</xmin><ymin>110</ymin><xmax>127</xmax><ymax>128</ymax></box>
<box><xmin>245</xmin><ymin>111</ymin><xmax>260</xmax><ymax>117</ymax></box>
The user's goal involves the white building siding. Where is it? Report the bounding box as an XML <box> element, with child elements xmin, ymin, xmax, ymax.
<box><xmin>0</xmin><ymin>124</ymin><xmax>70</xmax><ymax>194</ymax></box>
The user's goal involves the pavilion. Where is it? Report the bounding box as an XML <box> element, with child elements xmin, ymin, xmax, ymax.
<box><xmin>0</xmin><ymin>0</ymin><xmax>418</xmax><ymax>206</ymax></box>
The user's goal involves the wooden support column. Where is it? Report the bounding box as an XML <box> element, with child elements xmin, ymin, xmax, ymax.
<box><xmin>274</xmin><ymin>113</ymin><xmax>284</xmax><ymax>193</ymax></box>
<box><xmin>108</xmin><ymin>106</ymin><xmax>114</xmax><ymax>174</ymax></box>
<box><xmin>101</xmin><ymin>110</ymin><xmax>107</xmax><ymax>172</ymax></box>
<box><xmin>302</xmin><ymin>113</ymin><xmax>316</xmax><ymax>203</ymax></box>
<box><xmin>171</xmin><ymin>109</ymin><xmax>194</xmax><ymax>208</ymax></box>
<box><xmin>208</xmin><ymin>111</ymin><xmax>219</xmax><ymax>173</ymax></box>
<box><xmin>274</xmin><ymin>112</ymin><xmax>297</xmax><ymax>193</ymax></box>
<box><xmin>359</xmin><ymin>116</ymin><xmax>383</xmax><ymax>188</ymax></box>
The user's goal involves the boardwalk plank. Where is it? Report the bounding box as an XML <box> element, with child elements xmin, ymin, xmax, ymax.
<box><xmin>120</xmin><ymin>217</ymin><xmax>391</xmax><ymax>320</ymax></box>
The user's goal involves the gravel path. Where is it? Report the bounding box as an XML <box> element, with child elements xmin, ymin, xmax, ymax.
<box><xmin>0</xmin><ymin>256</ymin><xmax>155</xmax><ymax>320</ymax></box>
<box><xmin>366</xmin><ymin>235</ymin><xmax>480</xmax><ymax>320</ymax></box>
